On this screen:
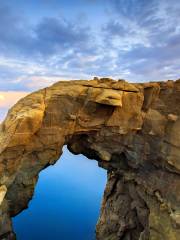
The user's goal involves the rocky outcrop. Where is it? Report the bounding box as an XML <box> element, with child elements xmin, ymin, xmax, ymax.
<box><xmin>0</xmin><ymin>78</ymin><xmax>179</xmax><ymax>240</ymax></box>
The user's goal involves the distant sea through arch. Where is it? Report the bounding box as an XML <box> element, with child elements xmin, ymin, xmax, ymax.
<box><xmin>13</xmin><ymin>146</ymin><xmax>107</xmax><ymax>240</ymax></box>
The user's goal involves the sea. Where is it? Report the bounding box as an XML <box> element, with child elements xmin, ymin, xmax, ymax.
<box><xmin>13</xmin><ymin>146</ymin><xmax>107</xmax><ymax>240</ymax></box>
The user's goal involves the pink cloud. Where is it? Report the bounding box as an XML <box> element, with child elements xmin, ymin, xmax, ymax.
<box><xmin>0</xmin><ymin>91</ymin><xmax>29</xmax><ymax>122</ymax></box>
<box><xmin>0</xmin><ymin>91</ymin><xmax>29</xmax><ymax>109</ymax></box>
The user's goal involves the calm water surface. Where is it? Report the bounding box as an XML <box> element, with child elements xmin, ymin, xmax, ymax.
<box><xmin>13</xmin><ymin>146</ymin><xmax>107</xmax><ymax>240</ymax></box>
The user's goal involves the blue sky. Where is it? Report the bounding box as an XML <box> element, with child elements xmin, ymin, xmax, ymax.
<box><xmin>0</xmin><ymin>0</ymin><xmax>180</xmax><ymax>120</ymax></box>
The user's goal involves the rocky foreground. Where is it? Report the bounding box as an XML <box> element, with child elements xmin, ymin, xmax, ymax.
<box><xmin>0</xmin><ymin>78</ymin><xmax>179</xmax><ymax>240</ymax></box>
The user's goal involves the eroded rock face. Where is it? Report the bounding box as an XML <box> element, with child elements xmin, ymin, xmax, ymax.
<box><xmin>0</xmin><ymin>78</ymin><xmax>179</xmax><ymax>240</ymax></box>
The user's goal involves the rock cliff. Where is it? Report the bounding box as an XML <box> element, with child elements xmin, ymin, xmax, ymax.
<box><xmin>0</xmin><ymin>78</ymin><xmax>179</xmax><ymax>240</ymax></box>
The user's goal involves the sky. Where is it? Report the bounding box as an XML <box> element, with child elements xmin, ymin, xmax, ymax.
<box><xmin>0</xmin><ymin>0</ymin><xmax>180</xmax><ymax>121</ymax></box>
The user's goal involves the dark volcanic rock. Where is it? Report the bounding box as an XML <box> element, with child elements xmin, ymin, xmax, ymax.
<box><xmin>0</xmin><ymin>78</ymin><xmax>180</xmax><ymax>240</ymax></box>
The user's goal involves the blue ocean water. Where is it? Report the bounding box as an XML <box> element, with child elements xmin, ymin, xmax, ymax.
<box><xmin>13</xmin><ymin>146</ymin><xmax>107</xmax><ymax>240</ymax></box>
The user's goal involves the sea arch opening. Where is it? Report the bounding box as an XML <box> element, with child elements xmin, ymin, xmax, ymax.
<box><xmin>12</xmin><ymin>146</ymin><xmax>107</xmax><ymax>240</ymax></box>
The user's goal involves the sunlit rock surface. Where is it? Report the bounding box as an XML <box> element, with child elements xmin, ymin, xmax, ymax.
<box><xmin>0</xmin><ymin>78</ymin><xmax>179</xmax><ymax>240</ymax></box>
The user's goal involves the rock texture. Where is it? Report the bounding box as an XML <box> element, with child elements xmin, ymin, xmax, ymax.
<box><xmin>0</xmin><ymin>78</ymin><xmax>180</xmax><ymax>240</ymax></box>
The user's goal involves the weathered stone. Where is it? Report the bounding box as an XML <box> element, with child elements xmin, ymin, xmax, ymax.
<box><xmin>94</xmin><ymin>89</ymin><xmax>123</xmax><ymax>106</ymax></box>
<box><xmin>168</xmin><ymin>114</ymin><xmax>178</xmax><ymax>122</ymax></box>
<box><xmin>170</xmin><ymin>211</ymin><xmax>180</xmax><ymax>229</ymax></box>
<box><xmin>0</xmin><ymin>185</ymin><xmax>7</xmax><ymax>206</ymax></box>
<box><xmin>0</xmin><ymin>78</ymin><xmax>179</xmax><ymax>240</ymax></box>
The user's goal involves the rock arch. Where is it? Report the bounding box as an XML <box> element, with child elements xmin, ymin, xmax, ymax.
<box><xmin>0</xmin><ymin>78</ymin><xmax>180</xmax><ymax>240</ymax></box>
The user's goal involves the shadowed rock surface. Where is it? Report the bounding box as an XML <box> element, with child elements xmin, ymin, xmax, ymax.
<box><xmin>0</xmin><ymin>78</ymin><xmax>179</xmax><ymax>240</ymax></box>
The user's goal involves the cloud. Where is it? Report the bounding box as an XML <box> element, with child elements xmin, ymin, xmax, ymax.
<box><xmin>0</xmin><ymin>3</ymin><xmax>100</xmax><ymax>90</ymax></box>
<box><xmin>105</xmin><ymin>0</ymin><xmax>180</xmax><ymax>47</ymax></box>
<box><xmin>102</xmin><ymin>21</ymin><xmax>127</xmax><ymax>37</ymax></box>
<box><xmin>109</xmin><ymin>0</ymin><xmax>157</xmax><ymax>23</ymax></box>
<box><xmin>100</xmin><ymin>0</ymin><xmax>180</xmax><ymax>81</ymax></box>
<box><xmin>0</xmin><ymin>3</ymin><xmax>92</xmax><ymax>58</ymax></box>
<box><xmin>0</xmin><ymin>91</ymin><xmax>29</xmax><ymax>109</ymax></box>
<box><xmin>0</xmin><ymin>0</ymin><xmax>180</xmax><ymax>92</ymax></box>
<box><xmin>0</xmin><ymin>91</ymin><xmax>29</xmax><ymax>122</ymax></box>
<box><xmin>35</xmin><ymin>17</ymin><xmax>90</xmax><ymax>55</ymax></box>
<box><xmin>0</xmin><ymin>4</ymin><xmax>34</xmax><ymax>57</ymax></box>
<box><xmin>0</xmin><ymin>95</ymin><xmax>5</xmax><ymax>100</ymax></box>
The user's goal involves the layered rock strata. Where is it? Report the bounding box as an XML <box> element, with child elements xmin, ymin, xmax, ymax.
<box><xmin>0</xmin><ymin>78</ymin><xmax>179</xmax><ymax>240</ymax></box>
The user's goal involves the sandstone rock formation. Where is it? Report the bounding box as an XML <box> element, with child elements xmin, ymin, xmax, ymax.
<box><xmin>0</xmin><ymin>78</ymin><xmax>179</xmax><ymax>240</ymax></box>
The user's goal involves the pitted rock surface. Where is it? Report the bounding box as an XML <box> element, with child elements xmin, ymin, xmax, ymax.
<box><xmin>0</xmin><ymin>78</ymin><xmax>179</xmax><ymax>240</ymax></box>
